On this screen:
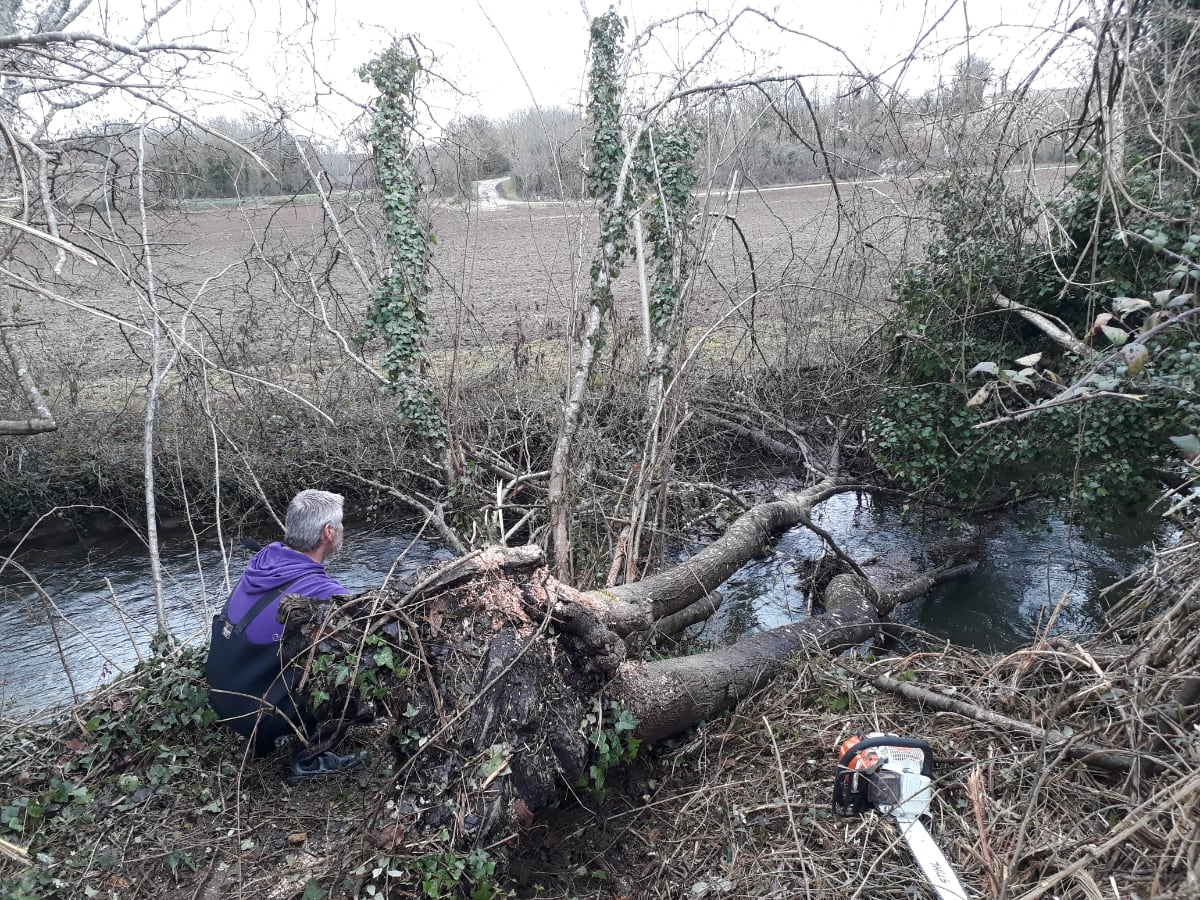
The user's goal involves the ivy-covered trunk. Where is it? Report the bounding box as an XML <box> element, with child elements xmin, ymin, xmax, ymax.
<box><xmin>547</xmin><ymin>11</ymin><xmax>636</xmax><ymax>581</ymax></box>
<box><xmin>608</xmin><ymin>125</ymin><xmax>699</xmax><ymax>585</ymax></box>
<box><xmin>358</xmin><ymin>44</ymin><xmax>467</xmax><ymax>545</ymax></box>
<box><xmin>549</xmin><ymin>13</ymin><xmax>702</xmax><ymax>584</ymax></box>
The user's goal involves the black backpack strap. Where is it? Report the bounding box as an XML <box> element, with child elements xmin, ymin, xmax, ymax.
<box><xmin>219</xmin><ymin>574</ymin><xmax>307</xmax><ymax>640</ymax></box>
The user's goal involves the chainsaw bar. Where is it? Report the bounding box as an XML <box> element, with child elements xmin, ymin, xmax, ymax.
<box><xmin>833</xmin><ymin>733</ymin><xmax>970</xmax><ymax>900</ymax></box>
<box><xmin>896</xmin><ymin>816</ymin><xmax>969</xmax><ymax>900</ymax></box>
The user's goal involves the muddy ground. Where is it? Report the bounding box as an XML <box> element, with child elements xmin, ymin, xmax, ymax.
<box><xmin>13</xmin><ymin>176</ymin><xmax>941</xmax><ymax>389</ymax></box>
<box><xmin>8</xmin><ymin>167</ymin><xmax>1072</xmax><ymax>421</ymax></box>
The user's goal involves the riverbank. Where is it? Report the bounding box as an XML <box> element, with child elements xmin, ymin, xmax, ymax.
<box><xmin>2</xmin><ymin>481</ymin><xmax>1169</xmax><ymax>720</ymax></box>
<box><xmin>1</xmin><ymin>560</ymin><xmax>1195</xmax><ymax>900</ymax></box>
<box><xmin>0</xmin><ymin>523</ymin><xmax>454</xmax><ymax>717</ymax></box>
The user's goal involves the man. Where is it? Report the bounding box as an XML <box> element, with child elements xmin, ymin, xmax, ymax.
<box><xmin>206</xmin><ymin>489</ymin><xmax>364</xmax><ymax>776</ymax></box>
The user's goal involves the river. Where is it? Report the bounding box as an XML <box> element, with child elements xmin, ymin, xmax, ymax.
<box><xmin>0</xmin><ymin>524</ymin><xmax>454</xmax><ymax>718</ymax></box>
<box><xmin>0</xmin><ymin>498</ymin><xmax>1169</xmax><ymax>717</ymax></box>
<box><xmin>700</xmin><ymin>492</ymin><xmax>1170</xmax><ymax>649</ymax></box>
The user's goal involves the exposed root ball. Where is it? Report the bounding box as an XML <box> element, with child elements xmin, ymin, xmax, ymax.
<box><xmin>281</xmin><ymin>548</ymin><xmax>604</xmax><ymax>850</ymax></box>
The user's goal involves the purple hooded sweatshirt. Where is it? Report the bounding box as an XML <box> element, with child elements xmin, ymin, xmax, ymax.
<box><xmin>226</xmin><ymin>542</ymin><xmax>347</xmax><ymax>645</ymax></box>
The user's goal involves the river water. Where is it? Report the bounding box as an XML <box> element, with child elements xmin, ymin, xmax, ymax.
<box><xmin>0</xmin><ymin>497</ymin><xmax>1169</xmax><ymax>717</ymax></box>
<box><xmin>699</xmin><ymin>492</ymin><xmax>1170</xmax><ymax>649</ymax></box>
<box><xmin>0</xmin><ymin>525</ymin><xmax>454</xmax><ymax>718</ymax></box>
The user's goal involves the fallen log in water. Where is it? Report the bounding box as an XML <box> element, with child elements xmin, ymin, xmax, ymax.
<box><xmin>279</xmin><ymin>532</ymin><xmax>979</xmax><ymax>852</ymax></box>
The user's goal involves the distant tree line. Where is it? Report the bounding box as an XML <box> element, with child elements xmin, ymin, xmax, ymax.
<box><xmin>418</xmin><ymin>106</ymin><xmax>584</xmax><ymax>200</ymax></box>
<box><xmin>46</xmin><ymin>62</ymin><xmax>1080</xmax><ymax>210</ymax></box>
<box><xmin>49</xmin><ymin>118</ymin><xmax>369</xmax><ymax>208</ymax></box>
<box><xmin>419</xmin><ymin>61</ymin><xmax>1079</xmax><ymax>202</ymax></box>
<box><xmin>699</xmin><ymin>59</ymin><xmax>1077</xmax><ymax>187</ymax></box>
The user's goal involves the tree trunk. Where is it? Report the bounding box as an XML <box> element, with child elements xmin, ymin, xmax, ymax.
<box><xmin>136</xmin><ymin>127</ymin><xmax>169</xmax><ymax>639</ymax></box>
<box><xmin>0</xmin><ymin>308</ymin><xmax>56</xmax><ymax>435</ymax></box>
<box><xmin>611</xmin><ymin>573</ymin><xmax>883</xmax><ymax>742</ymax></box>
<box><xmin>595</xmin><ymin>474</ymin><xmax>856</xmax><ymax>623</ymax></box>
<box><xmin>277</xmin><ymin>496</ymin><xmax>975</xmax><ymax>857</ymax></box>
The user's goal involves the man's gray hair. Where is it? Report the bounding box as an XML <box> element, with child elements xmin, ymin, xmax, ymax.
<box><xmin>283</xmin><ymin>489</ymin><xmax>345</xmax><ymax>552</ymax></box>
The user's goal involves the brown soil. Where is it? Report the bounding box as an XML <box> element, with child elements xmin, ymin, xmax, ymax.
<box><xmin>9</xmin><ymin>179</ymin><xmax>925</xmax><ymax>368</ymax></box>
<box><xmin>6</xmin><ymin>166</ymin><xmax>1072</xmax><ymax>423</ymax></box>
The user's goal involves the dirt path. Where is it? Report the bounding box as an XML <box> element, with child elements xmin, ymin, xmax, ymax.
<box><xmin>475</xmin><ymin>176</ymin><xmax>510</xmax><ymax>206</ymax></box>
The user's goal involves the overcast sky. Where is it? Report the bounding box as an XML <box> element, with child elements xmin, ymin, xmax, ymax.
<box><xmin>105</xmin><ymin>0</ymin><xmax>1089</xmax><ymax>141</ymax></box>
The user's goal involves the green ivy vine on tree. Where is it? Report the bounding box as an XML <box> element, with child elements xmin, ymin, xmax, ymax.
<box><xmin>635</xmin><ymin>124</ymin><xmax>698</xmax><ymax>370</ymax></box>
<box><xmin>585</xmin><ymin>10</ymin><xmax>698</xmax><ymax>366</ymax></box>
<box><xmin>357</xmin><ymin>44</ymin><xmax>446</xmax><ymax>444</ymax></box>
<box><xmin>585</xmin><ymin>9</ymin><xmax>633</xmax><ymax>338</ymax></box>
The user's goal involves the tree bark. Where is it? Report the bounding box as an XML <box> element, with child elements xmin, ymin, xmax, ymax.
<box><xmin>277</xmin><ymin>495</ymin><xmax>975</xmax><ymax>855</ymax></box>
<box><xmin>649</xmin><ymin>591</ymin><xmax>723</xmax><ymax>638</ymax></box>
<box><xmin>0</xmin><ymin>416</ymin><xmax>56</xmax><ymax>435</ymax></box>
<box><xmin>136</xmin><ymin>128</ymin><xmax>169</xmax><ymax>639</ymax></box>
<box><xmin>611</xmin><ymin>573</ymin><xmax>883</xmax><ymax>742</ymax></box>
<box><xmin>991</xmin><ymin>288</ymin><xmax>1091</xmax><ymax>358</ymax></box>
<box><xmin>0</xmin><ymin>307</ymin><xmax>56</xmax><ymax>435</ymax></box>
<box><xmin>697</xmin><ymin>409</ymin><xmax>809</xmax><ymax>466</ymax></box>
<box><xmin>593</xmin><ymin>474</ymin><xmax>857</xmax><ymax>623</ymax></box>
<box><xmin>868</xmin><ymin>673</ymin><xmax>1168</xmax><ymax>775</ymax></box>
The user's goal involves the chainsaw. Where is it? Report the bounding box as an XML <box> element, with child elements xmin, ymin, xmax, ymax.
<box><xmin>833</xmin><ymin>733</ymin><xmax>969</xmax><ymax>900</ymax></box>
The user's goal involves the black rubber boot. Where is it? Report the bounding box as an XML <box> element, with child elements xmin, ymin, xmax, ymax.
<box><xmin>289</xmin><ymin>750</ymin><xmax>367</xmax><ymax>778</ymax></box>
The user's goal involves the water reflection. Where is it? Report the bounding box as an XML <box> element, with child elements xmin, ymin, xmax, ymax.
<box><xmin>0</xmin><ymin>525</ymin><xmax>452</xmax><ymax>717</ymax></box>
<box><xmin>905</xmin><ymin>514</ymin><xmax>1163</xmax><ymax>651</ymax></box>
<box><xmin>1</xmin><ymin>495</ymin><xmax>1170</xmax><ymax>716</ymax></box>
<box><xmin>700</xmin><ymin>493</ymin><xmax>1169</xmax><ymax>652</ymax></box>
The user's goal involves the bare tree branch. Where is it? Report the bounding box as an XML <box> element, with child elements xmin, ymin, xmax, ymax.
<box><xmin>991</xmin><ymin>287</ymin><xmax>1092</xmax><ymax>357</ymax></box>
<box><xmin>0</xmin><ymin>32</ymin><xmax>214</xmax><ymax>55</ymax></box>
<box><xmin>0</xmin><ymin>304</ymin><xmax>55</xmax><ymax>433</ymax></box>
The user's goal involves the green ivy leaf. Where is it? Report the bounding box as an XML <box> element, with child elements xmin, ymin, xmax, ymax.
<box><xmin>1101</xmin><ymin>325</ymin><xmax>1129</xmax><ymax>346</ymax></box>
<box><xmin>1170</xmin><ymin>434</ymin><xmax>1200</xmax><ymax>456</ymax></box>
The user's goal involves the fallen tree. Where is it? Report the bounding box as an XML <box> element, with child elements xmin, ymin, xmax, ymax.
<box><xmin>6</xmin><ymin>530</ymin><xmax>1195</xmax><ymax>899</ymax></box>
<box><xmin>278</xmin><ymin>472</ymin><xmax>982</xmax><ymax>853</ymax></box>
